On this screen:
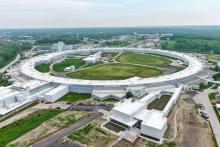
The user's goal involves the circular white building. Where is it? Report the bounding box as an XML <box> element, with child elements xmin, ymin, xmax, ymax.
<box><xmin>20</xmin><ymin>48</ymin><xmax>203</xmax><ymax>93</ymax></box>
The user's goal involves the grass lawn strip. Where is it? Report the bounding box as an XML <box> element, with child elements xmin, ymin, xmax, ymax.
<box><xmin>116</xmin><ymin>53</ymin><xmax>171</xmax><ymax>67</ymax></box>
<box><xmin>65</xmin><ymin>63</ymin><xmax>163</xmax><ymax>80</ymax></box>
<box><xmin>148</xmin><ymin>95</ymin><xmax>172</xmax><ymax>111</ymax></box>
<box><xmin>35</xmin><ymin>63</ymin><xmax>50</xmax><ymax>73</ymax></box>
<box><xmin>57</xmin><ymin>92</ymin><xmax>91</xmax><ymax>103</ymax></box>
<box><xmin>53</xmin><ymin>58</ymin><xmax>85</xmax><ymax>72</ymax></box>
<box><xmin>9</xmin><ymin>111</ymin><xmax>90</xmax><ymax>147</ymax></box>
<box><xmin>0</xmin><ymin>109</ymin><xmax>63</xmax><ymax>147</ymax></box>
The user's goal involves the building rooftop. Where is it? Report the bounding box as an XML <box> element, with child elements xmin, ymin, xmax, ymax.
<box><xmin>141</xmin><ymin>110</ymin><xmax>167</xmax><ymax>130</ymax></box>
<box><xmin>113</xmin><ymin>99</ymin><xmax>146</xmax><ymax>116</ymax></box>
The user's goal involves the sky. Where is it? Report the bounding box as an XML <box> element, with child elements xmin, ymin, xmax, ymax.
<box><xmin>0</xmin><ymin>0</ymin><xmax>219</xmax><ymax>28</ymax></box>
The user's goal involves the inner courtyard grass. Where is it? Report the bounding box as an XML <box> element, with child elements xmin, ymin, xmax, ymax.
<box><xmin>148</xmin><ymin>95</ymin><xmax>172</xmax><ymax>111</ymax></box>
<box><xmin>57</xmin><ymin>92</ymin><xmax>91</xmax><ymax>102</ymax></box>
<box><xmin>0</xmin><ymin>109</ymin><xmax>63</xmax><ymax>147</ymax></box>
<box><xmin>53</xmin><ymin>58</ymin><xmax>85</xmax><ymax>72</ymax></box>
<box><xmin>35</xmin><ymin>63</ymin><xmax>50</xmax><ymax>73</ymax></box>
<box><xmin>116</xmin><ymin>53</ymin><xmax>171</xmax><ymax>67</ymax></box>
<box><xmin>65</xmin><ymin>63</ymin><xmax>163</xmax><ymax>80</ymax></box>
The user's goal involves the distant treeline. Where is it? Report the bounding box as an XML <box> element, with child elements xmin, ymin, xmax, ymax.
<box><xmin>0</xmin><ymin>42</ymin><xmax>31</xmax><ymax>69</ymax></box>
<box><xmin>161</xmin><ymin>35</ymin><xmax>220</xmax><ymax>54</ymax></box>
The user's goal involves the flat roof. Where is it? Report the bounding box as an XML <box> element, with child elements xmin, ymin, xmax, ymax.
<box><xmin>141</xmin><ymin>110</ymin><xmax>167</xmax><ymax>130</ymax></box>
<box><xmin>19</xmin><ymin>48</ymin><xmax>203</xmax><ymax>86</ymax></box>
<box><xmin>45</xmin><ymin>85</ymin><xmax>68</xmax><ymax>96</ymax></box>
<box><xmin>113</xmin><ymin>99</ymin><xmax>146</xmax><ymax>116</ymax></box>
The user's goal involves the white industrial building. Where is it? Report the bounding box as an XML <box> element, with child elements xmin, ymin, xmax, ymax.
<box><xmin>64</xmin><ymin>66</ymin><xmax>75</xmax><ymax>72</ymax></box>
<box><xmin>83</xmin><ymin>51</ymin><xmax>102</xmax><ymax>64</ymax></box>
<box><xmin>109</xmin><ymin>86</ymin><xmax>182</xmax><ymax>141</ymax></box>
<box><xmin>51</xmin><ymin>41</ymin><xmax>65</xmax><ymax>52</ymax></box>
<box><xmin>42</xmin><ymin>85</ymin><xmax>69</xmax><ymax>102</ymax></box>
<box><xmin>0</xmin><ymin>80</ymin><xmax>70</xmax><ymax>116</ymax></box>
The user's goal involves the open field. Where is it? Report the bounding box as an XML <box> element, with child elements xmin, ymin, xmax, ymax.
<box><xmin>35</xmin><ymin>63</ymin><xmax>50</xmax><ymax>73</ymax></box>
<box><xmin>53</xmin><ymin>58</ymin><xmax>85</xmax><ymax>72</ymax></box>
<box><xmin>206</xmin><ymin>54</ymin><xmax>220</xmax><ymax>61</ymax></box>
<box><xmin>65</xmin><ymin>63</ymin><xmax>163</xmax><ymax>80</ymax></box>
<box><xmin>57</xmin><ymin>92</ymin><xmax>91</xmax><ymax>103</ymax></box>
<box><xmin>0</xmin><ymin>109</ymin><xmax>63</xmax><ymax>147</ymax></box>
<box><xmin>116</xmin><ymin>53</ymin><xmax>171</xmax><ymax>67</ymax></box>
<box><xmin>67</xmin><ymin>117</ymin><xmax>116</xmax><ymax>147</ymax></box>
<box><xmin>147</xmin><ymin>95</ymin><xmax>171</xmax><ymax>111</ymax></box>
<box><xmin>9</xmin><ymin>111</ymin><xmax>90</xmax><ymax>147</ymax></box>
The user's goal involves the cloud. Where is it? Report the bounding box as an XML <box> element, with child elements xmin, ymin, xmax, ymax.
<box><xmin>0</xmin><ymin>0</ymin><xmax>219</xmax><ymax>28</ymax></box>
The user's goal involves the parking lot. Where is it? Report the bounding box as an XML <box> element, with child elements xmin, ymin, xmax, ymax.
<box><xmin>68</xmin><ymin>103</ymin><xmax>113</xmax><ymax>111</ymax></box>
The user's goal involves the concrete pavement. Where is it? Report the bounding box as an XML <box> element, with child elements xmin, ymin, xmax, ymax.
<box><xmin>192</xmin><ymin>88</ymin><xmax>220</xmax><ymax>146</ymax></box>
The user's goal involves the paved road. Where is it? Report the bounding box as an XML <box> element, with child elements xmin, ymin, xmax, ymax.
<box><xmin>33</xmin><ymin>112</ymin><xmax>103</xmax><ymax>147</ymax></box>
<box><xmin>0</xmin><ymin>54</ymin><xmax>20</xmax><ymax>73</ymax></box>
<box><xmin>192</xmin><ymin>88</ymin><xmax>220</xmax><ymax>146</ymax></box>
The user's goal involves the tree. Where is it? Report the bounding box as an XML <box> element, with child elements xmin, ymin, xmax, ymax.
<box><xmin>126</xmin><ymin>91</ymin><xmax>133</xmax><ymax>99</ymax></box>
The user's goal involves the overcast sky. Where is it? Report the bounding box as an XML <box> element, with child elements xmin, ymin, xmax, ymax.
<box><xmin>0</xmin><ymin>0</ymin><xmax>219</xmax><ymax>28</ymax></box>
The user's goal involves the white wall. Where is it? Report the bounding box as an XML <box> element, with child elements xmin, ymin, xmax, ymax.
<box><xmin>140</xmin><ymin>120</ymin><xmax>167</xmax><ymax>139</ymax></box>
<box><xmin>44</xmin><ymin>85</ymin><xmax>69</xmax><ymax>102</ymax></box>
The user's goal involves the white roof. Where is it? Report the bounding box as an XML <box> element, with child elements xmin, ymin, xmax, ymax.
<box><xmin>110</xmin><ymin>114</ymin><xmax>137</xmax><ymax>127</ymax></box>
<box><xmin>113</xmin><ymin>99</ymin><xmax>146</xmax><ymax>115</ymax></box>
<box><xmin>92</xmin><ymin>89</ymin><xmax>126</xmax><ymax>99</ymax></box>
<box><xmin>13</xmin><ymin>80</ymin><xmax>48</xmax><ymax>90</ymax></box>
<box><xmin>141</xmin><ymin>110</ymin><xmax>167</xmax><ymax>130</ymax></box>
<box><xmin>19</xmin><ymin>48</ymin><xmax>203</xmax><ymax>87</ymax></box>
<box><xmin>140</xmin><ymin>93</ymin><xmax>158</xmax><ymax>102</ymax></box>
<box><xmin>216</xmin><ymin>104</ymin><xmax>220</xmax><ymax>109</ymax></box>
<box><xmin>45</xmin><ymin>85</ymin><xmax>68</xmax><ymax>96</ymax></box>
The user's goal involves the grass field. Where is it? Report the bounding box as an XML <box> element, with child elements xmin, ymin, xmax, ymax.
<box><xmin>35</xmin><ymin>63</ymin><xmax>50</xmax><ymax>73</ymax></box>
<box><xmin>0</xmin><ymin>109</ymin><xmax>63</xmax><ymax>147</ymax></box>
<box><xmin>53</xmin><ymin>58</ymin><xmax>85</xmax><ymax>72</ymax></box>
<box><xmin>116</xmin><ymin>53</ymin><xmax>171</xmax><ymax>67</ymax></box>
<box><xmin>57</xmin><ymin>92</ymin><xmax>91</xmax><ymax>102</ymax></box>
<box><xmin>65</xmin><ymin>63</ymin><xmax>163</xmax><ymax>80</ymax></box>
<box><xmin>206</xmin><ymin>54</ymin><xmax>220</xmax><ymax>61</ymax></box>
<box><xmin>148</xmin><ymin>95</ymin><xmax>171</xmax><ymax>111</ymax></box>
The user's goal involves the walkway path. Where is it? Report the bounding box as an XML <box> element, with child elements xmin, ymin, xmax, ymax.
<box><xmin>0</xmin><ymin>54</ymin><xmax>20</xmax><ymax>73</ymax></box>
<box><xmin>33</xmin><ymin>112</ymin><xmax>103</xmax><ymax>147</ymax></box>
<box><xmin>164</xmin><ymin>104</ymin><xmax>191</xmax><ymax>142</ymax></box>
<box><xmin>192</xmin><ymin>88</ymin><xmax>220</xmax><ymax>146</ymax></box>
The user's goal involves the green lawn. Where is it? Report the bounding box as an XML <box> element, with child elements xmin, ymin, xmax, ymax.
<box><xmin>65</xmin><ymin>63</ymin><xmax>163</xmax><ymax>80</ymax></box>
<box><xmin>57</xmin><ymin>92</ymin><xmax>91</xmax><ymax>102</ymax></box>
<box><xmin>0</xmin><ymin>109</ymin><xmax>63</xmax><ymax>147</ymax></box>
<box><xmin>35</xmin><ymin>63</ymin><xmax>50</xmax><ymax>73</ymax></box>
<box><xmin>53</xmin><ymin>59</ymin><xmax>85</xmax><ymax>72</ymax></box>
<box><xmin>148</xmin><ymin>95</ymin><xmax>172</xmax><ymax>111</ymax></box>
<box><xmin>116</xmin><ymin>53</ymin><xmax>171</xmax><ymax>67</ymax></box>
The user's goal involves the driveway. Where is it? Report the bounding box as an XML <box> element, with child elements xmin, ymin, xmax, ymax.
<box><xmin>192</xmin><ymin>88</ymin><xmax>220</xmax><ymax>146</ymax></box>
<box><xmin>33</xmin><ymin>112</ymin><xmax>103</xmax><ymax>147</ymax></box>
